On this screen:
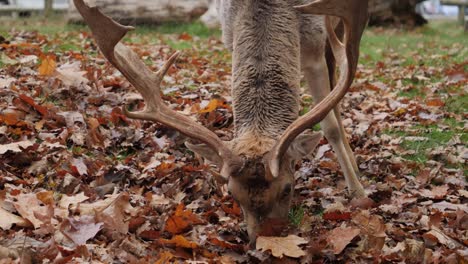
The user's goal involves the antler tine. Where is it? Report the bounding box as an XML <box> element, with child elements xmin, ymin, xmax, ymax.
<box><xmin>73</xmin><ymin>0</ymin><xmax>241</xmax><ymax>174</ymax></box>
<box><xmin>267</xmin><ymin>0</ymin><xmax>368</xmax><ymax>178</ymax></box>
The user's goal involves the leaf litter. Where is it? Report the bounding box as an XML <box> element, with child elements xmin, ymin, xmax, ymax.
<box><xmin>0</xmin><ymin>22</ymin><xmax>466</xmax><ymax>263</ymax></box>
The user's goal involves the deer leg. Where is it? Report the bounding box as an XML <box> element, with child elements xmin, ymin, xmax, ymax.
<box><xmin>333</xmin><ymin>106</ymin><xmax>360</xmax><ymax>174</ymax></box>
<box><xmin>301</xmin><ymin>55</ymin><xmax>365</xmax><ymax>197</ymax></box>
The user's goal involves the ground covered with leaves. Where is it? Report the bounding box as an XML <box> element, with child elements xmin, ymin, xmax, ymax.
<box><xmin>0</xmin><ymin>18</ymin><xmax>466</xmax><ymax>263</ymax></box>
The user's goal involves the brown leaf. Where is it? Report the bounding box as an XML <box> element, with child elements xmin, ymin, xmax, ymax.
<box><xmin>38</xmin><ymin>54</ymin><xmax>57</xmax><ymax>76</ymax></box>
<box><xmin>419</xmin><ymin>185</ymin><xmax>449</xmax><ymax>199</ymax></box>
<box><xmin>423</xmin><ymin>227</ymin><xmax>463</xmax><ymax>249</ymax></box>
<box><xmin>165</xmin><ymin>204</ymin><xmax>204</xmax><ymax>234</ymax></box>
<box><xmin>155</xmin><ymin>251</ymin><xmax>174</xmax><ymax>264</ymax></box>
<box><xmin>0</xmin><ymin>207</ymin><xmax>31</xmax><ymax>230</ymax></box>
<box><xmin>19</xmin><ymin>94</ymin><xmax>49</xmax><ymax>116</ymax></box>
<box><xmin>160</xmin><ymin>235</ymin><xmax>199</xmax><ymax>249</ymax></box>
<box><xmin>327</xmin><ymin>226</ymin><xmax>360</xmax><ymax>254</ymax></box>
<box><xmin>36</xmin><ymin>191</ymin><xmax>54</xmax><ymax>205</ymax></box>
<box><xmin>13</xmin><ymin>193</ymin><xmax>49</xmax><ymax>229</ymax></box>
<box><xmin>54</xmin><ymin>62</ymin><xmax>88</xmax><ymax>86</ymax></box>
<box><xmin>95</xmin><ymin>193</ymin><xmax>131</xmax><ymax>234</ymax></box>
<box><xmin>323</xmin><ymin>212</ymin><xmax>352</xmax><ymax>221</ymax></box>
<box><xmin>256</xmin><ymin>235</ymin><xmax>308</xmax><ymax>258</ymax></box>
<box><xmin>60</xmin><ymin>215</ymin><xmax>103</xmax><ymax>245</ymax></box>
<box><xmin>425</xmin><ymin>98</ymin><xmax>445</xmax><ymax>107</ymax></box>
<box><xmin>0</xmin><ymin>140</ymin><xmax>34</xmax><ymax>155</ymax></box>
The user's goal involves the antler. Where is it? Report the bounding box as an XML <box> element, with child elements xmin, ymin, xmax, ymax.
<box><xmin>73</xmin><ymin>0</ymin><xmax>241</xmax><ymax>176</ymax></box>
<box><xmin>267</xmin><ymin>0</ymin><xmax>369</xmax><ymax>178</ymax></box>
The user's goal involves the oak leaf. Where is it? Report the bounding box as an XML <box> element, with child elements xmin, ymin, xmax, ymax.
<box><xmin>0</xmin><ymin>140</ymin><xmax>34</xmax><ymax>155</ymax></box>
<box><xmin>13</xmin><ymin>193</ymin><xmax>49</xmax><ymax>229</ymax></box>
<box><xmin>60</xmin><ymin>215</ymin><xmax>103</xmax><ymax>245</ymax></box>
<box><xmin>327</xmin><ymin>226</ymin><xmax>360</xmax><ymax>254</ymax></box>
<box><xmin>256</xmin><ymin>235</ymin><xmax>308</xmax><ymax>258</ymax></box>
<box><xmin>0</xmin><ymin>207</ymin><xmax>30</xmax><ymax>230</ymax></box>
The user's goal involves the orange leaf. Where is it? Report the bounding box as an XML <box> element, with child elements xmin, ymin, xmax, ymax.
<box><xmin>160</xmin><ymin>235</ymin><xmax>198</xmax><ymax>249</ymax></box>
<box><xmin>179</xmin><ymin>33</ymin><xmax>193</xmax><ymax>41</ymax></box>
<box><xmin>0</xmin><ymin>113</ymin><xmax>19</xmax><ymax>125</ymax></box>
<box><xmin>199</xmin><ymin>99</ymin><xmax>222</xmax><ymax>113</ymax></box>
<box><xmin>155</xmin><ymin>251</ymin><xmax>174</xmax><ymax>264</ymax></box>
<box><xmin>38</xmin><ymin>54</ymin><xmax>57</xmax><ymax>76</ymax></box>
<box><xmin>19</xmin><ymin>94</ymin><xmax>49</xmax><ymax>116</ymax></box>
<box><xmin>221</xmin><ymin>200</ymin><xmax>241</xmax><ymax>216</ymax></box>
<box><xmin>36</xmin><ymin>191</ymin><xmax>54</xmax><ymax>205</ymax></box>
<box><xmin>165</xmin><ymin>204</ymin><xmax>204</xmax><ymax>234</ymax></box>
<box><xmin>425</xmin><ymin>98</ymin><xmax>445</xmax><ymax>107</ymax></box>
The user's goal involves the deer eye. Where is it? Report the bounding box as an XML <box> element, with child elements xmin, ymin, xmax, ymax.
<box><xmin>282</xmin><ymin>184</ymin><xmax>292</xmax><ymax>198</ymax></box>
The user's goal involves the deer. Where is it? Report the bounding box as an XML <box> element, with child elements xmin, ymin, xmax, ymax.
<box><xmin>73</xmin><ymin>0</ymin><xmax>368</xmax><ymax>243</ymax></box>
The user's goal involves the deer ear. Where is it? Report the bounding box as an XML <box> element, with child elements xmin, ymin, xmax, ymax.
<box><xmin>185</xmin><ymin>142</ymin><xmax>223</xmax><ymax>167</ymax></box>
<box><xmin>287</xmin><ymin>131</ymin><xmax>323</xmax><ymax>162</ymax></box>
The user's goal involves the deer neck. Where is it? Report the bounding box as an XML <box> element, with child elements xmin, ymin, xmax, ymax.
<box><xmin>230</xmin><ymin>0</ymin><xmax>302</xmax><ymax>155</ymax></box>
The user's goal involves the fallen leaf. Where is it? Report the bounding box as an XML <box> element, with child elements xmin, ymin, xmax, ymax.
<box><xmin>0</xmin><ymin>77</ymin><xmax>15</xmax><ymax>88</ymax></box>
<box><xmin>95</xmin><ymin>193</ymin><xmax>131</xmax><ymax>234</ymax></box>
<box><xmin>419</xmin><ymin>185</ymin><xmax>449</xmax><ymax>199</ymax></box>
<box><xmin>0</xmin><ymin>140</ymin><xmax>34</xmax><ymax>155</ymax></box>
<box><xmin>155</xmin><ymin>251</ymin><xmax>174</xmax><ymax>264</ymax></box>
<box><xmin>13</xmin><ymin>193</ymin><xmax>49</xmax><ymax>229</ymax></box>
<box><xmin>256</xmin><ymin>235</ymin><xmax>308</xmax><ymax>258</ymax></box>
<box><xmin>165</xmin><ymin>204</ymin><xmax>204</xmax><ymax>234</ymax></box>
<box><xmin>423</xmin><ymin>227</ymin><xmax>463</xmax><ymax>249</ymax></box>
<box><xmin>432</xmin><ymin>201</ymin><xmax>468</xmax><ymax>213</ymax></box>
<box><xmin>55</xmin><ymin>62</ymin><xmax>89</xmax><ymax>86</ymax></box>
<box><xmin>60</xmin><ymin>215</ymin><xmax>103</xmax><ymax>245</ymax></box>
<box><xmin>0</xmin><ymin>207</ymin><xmax>30</xmax><ymax>230</ymax></box>
<box><xmin>160</xmin><ymin>235</ymin><xmax>199</xmax><ymax>249</ymax></box>
<box><xmin>38</xmin><ymin>54</ymin><xmax>57</xmax><ymax>76</ymax></box>
<box><xmin>199</xmin><ymin>99</ymin><xmax>223</xmax><ymax>113</ymax></box>
<box><xmin>327</xmin><ymin>226</ymin><xmax>361</xmax><ymax>254</ymax></box>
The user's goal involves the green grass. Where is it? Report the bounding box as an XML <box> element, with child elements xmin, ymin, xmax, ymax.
<box><xmin>135</xmin><ymin>21</ymin><xmax>220</xmax><ymax>38</ymax></box>
<box><xmin>360</xmin><ymin>20</ymin><xmax>468</xmax><ymax>66</ymax></box>
<box><xmin>289</xmin><ymin>205</ymin><xmax>305</xmax><ymax>227</ymax></box>
<box><xmin>385</xmin><ymin>123</ymin><xmax>467</xmax><ymax>164</ymax></box>
<box><xmin>445</xmin><ymin>94</ymin><xmax>468</xmax><ymax>114</ymax></box>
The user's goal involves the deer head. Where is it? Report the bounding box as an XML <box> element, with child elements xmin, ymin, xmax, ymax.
<box><xmin>73</xmin><ymin>0</ymin><xmax>368</xmax><ymax>242</ymax></box>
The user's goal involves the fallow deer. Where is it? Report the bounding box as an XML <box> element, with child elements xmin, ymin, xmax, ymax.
<box><xmin>73</xmin><ymin>0</ymin><xmax>368</xmax><ymax>242</ymax></box>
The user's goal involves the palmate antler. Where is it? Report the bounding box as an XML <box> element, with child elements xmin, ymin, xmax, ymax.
<box><xmin>72</xmin><ymin>0</ymin><xmax>242</xmax><ymax>176</ymax></box>
<box><xmin>267</xmin><ymin>0</ymin><xmax>369</xmax><ymax>178</ymax></box>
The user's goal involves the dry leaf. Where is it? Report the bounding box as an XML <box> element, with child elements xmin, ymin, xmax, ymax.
<box><xmin>0</xmin><ymin>207</ymin><xmax>30</xmax><ymax>230</ymax></box>
<box><xmin>0</xmin><ymin>140</ymin><xmax>34</xmax><ymax>155</ymax></box>
<box><xmin>155</xmin><ymin>251</ymin><xmax>174</xmax><ymax>264</ymax></box>
<box><xmin>419</xmin><ymin>185</ymin><xmax>449</xmax><ymax>199</ymax></box>
<box><xmin>38</xmin><ymin>54</ymin><xmax>57</xmax><ymax>76</ymax></box>
<box><xmin>199</xmin><ymin>99</ymin><xmax>222</xmax><ymax>113</ymax></box>
<box><xmin>256</xmin><ymin>235</ymin><xmax>308</xmax><ymax>258</ymax></box>
<box><xmin>95</xmin><ymin>193</ymin><xmax>131</xmax><ymax>234</ymax></box>
<box><xmin>165</xmin><ymin>204</ymin><xmax>204</xmax><ymax>234</ymax></box>
<box><xmin>60</xmin><ymin>215</ymin><xmax>103</xmax><ymax>245</ymax></box>
<box><xmin>327</xmin><ymin>226</ymin><xmax>361</xmax><ymax>254</ymax></box>
<box><xmin>55</xmin><ymin>62</ymin><xmax>89</xmax><ymax>86</ymax></box>
<box><xmin>423</xmin><ymin>227</ymin><xmax>463</xmax><ymax>249</ymax></box>
<box><xmin>160</xmin><ymin>235</ymin><xmax>199</xmax><ymax>249</ymax></box>
<box><xmin>13</xmin><ymin>193</ymin><xmax>49</xmax><ymax>229</ymax></box>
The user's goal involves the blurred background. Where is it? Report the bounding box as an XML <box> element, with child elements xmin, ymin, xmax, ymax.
<box><xmin>0</xmin><ymin>0</ymin><xmax>466</xmax><ymax>30</ymax></box>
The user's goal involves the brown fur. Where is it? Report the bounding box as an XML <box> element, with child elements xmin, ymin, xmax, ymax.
<box><xmin>189</xmin><ymin>0</ymin><xmax>364</xmax><ymax>242</ymax></box>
